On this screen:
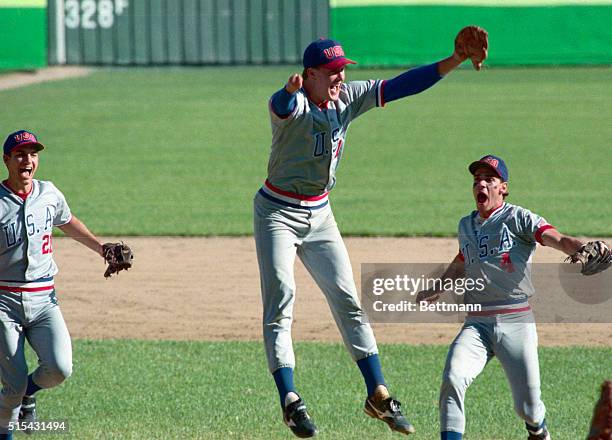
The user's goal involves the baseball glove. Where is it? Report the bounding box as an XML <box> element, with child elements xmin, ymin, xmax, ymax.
<box><xmin>102</xmin><ymin>242</ymin><xmax>133</xmax><ymax>278</ymax></box>
<box><xmin>454</xmin><ymin>25</ymin><xmax>489</xmax><ymax>71</ymax></box>
<box><xmin>565</xmin><ymin>241</ymin><xmax>612</xmax><ymax>276</ymax></box>
<box><xmin>587</xmin><ymin>380</ymin><xmax>612</xmax><ymax>440</ymax></box>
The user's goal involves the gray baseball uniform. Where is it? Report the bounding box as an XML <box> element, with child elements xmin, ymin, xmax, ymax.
<box><xmin>440</xmin><ymin>202</ymin><xmax>553</xmax><ymax>434</ymax></box>
<box><xmin>255</xmin><ymin>79</ymin><xmax>383</xmax><ymax>372</ymax></box>
<box><xmin>0</xmin><ymin>180</ymin><xmax>73</xmax><ymax>430</ymax></box>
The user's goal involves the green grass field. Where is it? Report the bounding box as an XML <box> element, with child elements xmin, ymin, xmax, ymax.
<box><xmin>20</xmin><ymin>340</ymin><xmax>608</xmax><ymax>439</ymax></box>
<box><xmin>1</xmin><ymin>66</ymin><xmax>610</xmax><ymax>236</ymax></box>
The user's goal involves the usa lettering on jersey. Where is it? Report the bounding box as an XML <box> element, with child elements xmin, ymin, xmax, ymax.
<box><xmin>458</xmin><ymin>203</ymin><xmax>552</xmax><ymax>306</ymax></box>
<box><xmin>0</xmin><ymin>180</ymin><xmax>71</xmax><ymax>282</ymax></box>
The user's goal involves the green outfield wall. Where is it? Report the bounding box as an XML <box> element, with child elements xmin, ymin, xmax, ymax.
<box><xmin>47</xmin><ymin>0</ymin><xmax>329</xmax><ymax>65</ymax></box>
<box><xmin>0</xmin><ymin>0</ymin><xmax>47</xmax><ymax>70</ymax></box>
<box><xmin>331</xmin><ymin>0</ymin><xmax>612</xmax><ymax>66</ymax></box>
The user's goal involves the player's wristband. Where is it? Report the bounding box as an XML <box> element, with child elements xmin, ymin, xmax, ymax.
<box><xmin>383</xmin><ymin>63</ymin><xmax>442</xmax><ymax>103</ymax></box>
<box><xmin>270</xmin><ymin>87</ymin><xmax>297</xmax><ymax>118</ymax></box>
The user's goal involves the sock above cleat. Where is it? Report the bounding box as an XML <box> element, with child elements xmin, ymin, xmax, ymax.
<box><xmin>357</xmin><ymin>354</ymin><xmax>386</xmax><ymax>397</ymax></box>
<box><xmin>441</xmin><ymin>431</ymin><xmax>463</xmax><ymax>440</ymax></box>
<box><xmin>273</xmin><ymin>367</ymin><xmax>296</xmax><ymax>407</ymax></box>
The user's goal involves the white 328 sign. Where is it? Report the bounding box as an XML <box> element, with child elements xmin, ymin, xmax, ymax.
<box><xmin>65</xmin><ymin>0</ymin><xmax>129</xmax><ymax>29</ymax></box>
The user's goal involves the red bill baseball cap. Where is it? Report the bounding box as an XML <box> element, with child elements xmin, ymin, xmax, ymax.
<box><xmin>3</xmin><ymin>130</ymin><xmax>45</xmax><ymax>155</ymax></box>
<box><xmin>469</xmin><ymin>154</ymin><xmax>509</xmax><ymax>182</ymax></box>
<box><xmin>303</xmin><ymin>38</ymin><xmax>357</xmax><ymax>71</ymax></box>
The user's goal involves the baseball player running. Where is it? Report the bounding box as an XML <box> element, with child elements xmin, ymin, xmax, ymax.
<box><xmin>254</xmin><ymin>27</ymin><xmax>488</xmax><ymax>438</ymax></box>
<box><xmin>417</xmin><ymin>155</ymin><xmax>611</xmax><ymax>440</ymax></box>
<box><xmin>0</xmin><ymin>130</ymin><xmax>131</xmax><ymax>439</ymax></box>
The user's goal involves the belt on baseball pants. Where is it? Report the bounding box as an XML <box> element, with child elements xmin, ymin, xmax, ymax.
<box><xmin>467</xmin><ymin>302</ymin><xmax>531</xmax><ymax>317</ymax></box>
<box><xmin>0</xmin><ymin>277</ymin><xmax>54</xmax><ymax>294</ymax></box>
<box><xmin>258</xmin><ymin>179</ymin><xmax>329</xmax><ymax>210</ymax></box>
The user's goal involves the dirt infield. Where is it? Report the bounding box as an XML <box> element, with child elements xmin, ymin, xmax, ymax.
<box><xmin>53</xmin><ymin>237</ymin><xmax>611</xmax><ymax>346</ymax></box>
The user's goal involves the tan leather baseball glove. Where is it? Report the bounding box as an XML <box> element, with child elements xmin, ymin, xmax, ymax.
<box><xmin>102</xmin><ymin>242</ymin><xmax>134</xmax><ymax>278</ymax></box>
<box><xmin>566</xmin><ymin>241</ymin><xmax>612</xmax><ymax>276</ymax></box>
<box><xmin>454</xmin><ymin>25</ymin><xmax>489</xmax><ymax>71</ymax></box>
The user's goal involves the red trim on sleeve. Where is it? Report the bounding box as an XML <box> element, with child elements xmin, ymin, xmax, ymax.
<box><xmin>457</xmin><ymin>251</ymin><xmax>465</xmax><ymax>262</ymax></box>
<box><xmin>535</xmin><ymin>224</ymin><xmax>555</xmax><ymax>245</ymax></box>
<box><xmin>380</xmin><ymin>80</ymin><xmax>386</xmax><ymax>107</ymax></box>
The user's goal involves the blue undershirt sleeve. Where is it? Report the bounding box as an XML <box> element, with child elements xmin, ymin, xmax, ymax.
<box><xmin>383</xmin><ymin>62</ymin><xmax>442</xmax><ymax>104</ymax></box>
<box><xmin>270</xmin><ymin>87</ymin><xmax>298</xmax><ymax>118</ymax></box>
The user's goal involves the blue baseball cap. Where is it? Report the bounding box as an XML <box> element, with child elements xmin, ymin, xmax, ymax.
<box><xmin>303</xmin><ymin>38</ymin><xmax>357</xmax><ymax>70</ymax></box>
<box><xmin>3</xmin><ymin>130</ymin><xmax>44</xmax><ymax>155</ymax></box>
<box><xmin>469</xmin><ymin>155</ymin><xmax>509</xmax><ymax>182</ymax></box>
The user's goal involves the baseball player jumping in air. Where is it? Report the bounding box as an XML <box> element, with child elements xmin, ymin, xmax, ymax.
<box><xmin>254</xmin><ymin>27</ymin><xmax>488</xmax><ymax>437</ymax></box>
<box><xmin>0</xmin><ymin>130</ymin><xmax>132</xmax><ymax>439</ymax></box>
<box><xmin>417</xmin><ymin>155</ymin><xmax>611</xmax><ymax>440</ymax></box>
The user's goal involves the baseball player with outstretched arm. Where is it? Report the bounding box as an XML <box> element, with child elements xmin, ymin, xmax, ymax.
<box><xmin>0</xmin><ymin>130</ymin><xmax>131</xmax><ymax>439</ymax></box>
<box><xmin>254</xmin><ymin>27</ymin><xmax>488</xmax><ymax>438</ymax></box>
<box><xmin>416</xmin><ymin>155</ymin><xmax>611</xmax><ymax>440</ymax></box>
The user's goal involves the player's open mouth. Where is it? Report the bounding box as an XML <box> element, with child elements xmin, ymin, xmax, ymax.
<box><xmin>477</xmin><ymin>192</ymin><xmax>488</xmax><ymax>204</ymax></box>
<box><xmin>330</xmin><ymin>84</ymin><xmax>340</xmax><ymax>94</ymax></box>
<box><xmin>19</xmin><ymin>167</ymin><xmax>33</xmax><ymax>176</ymax></box>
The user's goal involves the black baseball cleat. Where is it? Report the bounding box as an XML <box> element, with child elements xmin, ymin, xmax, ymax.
<box><xmin>364</xmin><ymin>396</ymin><xmax>416</xmax><ymax>435</ymax></box>
<box><xmin>527</xmin><ymin>427</ymin><xmax>551</xmax><ymax>440</ymax></box>
<box><xmin>18</xmin><ymin>395</ymin><xmax>37</xmax><ymax>435</ymax></box>
<box><xmin>283</xmin><ymin>397</ymin><xmax>318</xmax><ymax>438</ymax></box>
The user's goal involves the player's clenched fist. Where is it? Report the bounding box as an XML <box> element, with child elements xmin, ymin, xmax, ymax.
<box><xmin>285</xmin><ymin>74</ymin><xmax>303</xmax><ymax>94</ymax></box>
<box><xmin>454</xmin><ymin>25</ymin><xmax>488</xmax><ymax>71</ymax></box>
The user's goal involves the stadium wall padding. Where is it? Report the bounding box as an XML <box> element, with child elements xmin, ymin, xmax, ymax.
<box><xmin>0</xmin><ymin>0</ymin><xmax>47</xmax><ymax>70</ymax></box>
<box><xmin>331</xmin><ymin>2</ymin><xmax>612</xmax><ymax>66</ymax></box>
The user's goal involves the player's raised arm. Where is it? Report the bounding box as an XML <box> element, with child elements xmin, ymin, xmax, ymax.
<box><xmin>269</xmin><ymin>74</ymin><xmax>303</xmax><ymax>118</ymax></box>
<box><xmin>416</xmin><ymin>253</ymin><xmax>465</xmax><ymax>303</ymax></box>
<box><xmin>382</xmin><ymin>25</ymin><xmax>488</xmax><ymax>104</ymax></box>
<box><xmin>285</xmin><ymin>73</ymin><xmax>303</xmax><ymax>93</ymax></box>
